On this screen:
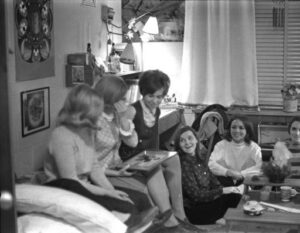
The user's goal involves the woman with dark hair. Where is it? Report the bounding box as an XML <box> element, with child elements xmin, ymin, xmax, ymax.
<box><xmin>208</xmin><ymin>116</ymin><xmax>262</xmax><ymax>187</ymax></box>
<box><xmin>174</xmin><ymin>126</ymin><xmax>242</xmax><ymax>225</ymax></box>
<box><xmin>118</xmin><ymin>70</ymin><xmax>200</xmax><ymax>232</ymax></box>
<box><xmin>286</xmin><ymin>117</ymin><xmax>300</xmax><ymax>153</ymax></box>
<box><xmin>94</xmin><ymin>74</ymin><xmax>198</xmax><ymax>233</ymax></box>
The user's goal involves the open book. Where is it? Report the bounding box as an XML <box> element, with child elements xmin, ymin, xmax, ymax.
<box><xmin>117</xmin><ymin>150</ymin><xmax>177</xmax><ymax>172</ymax></box>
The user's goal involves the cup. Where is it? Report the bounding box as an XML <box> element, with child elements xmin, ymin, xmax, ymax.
<box><xmin>260</xmin><ymin>190</ymin><xmax>271</xmax><ymax>201</ymax></box>
<box><xmin>280</xmin><ymin>186</ymin><xmax>292</xmax><ymax>202</ymax></box>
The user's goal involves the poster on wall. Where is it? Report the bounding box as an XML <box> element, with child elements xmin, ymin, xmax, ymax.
<box><xmin>122</xmin><ymin>0</ymin><xmax>185</xmax><ymax>42</ymax></box>
<box><xmin>14</xmin><ymin>0</ymin><xmax>55</xmax><ymax>81</ymax></box>
<box><xmin>21</xmin><ymin>87</ymin><xmax>50</xmax><ymax>137</ymax></box>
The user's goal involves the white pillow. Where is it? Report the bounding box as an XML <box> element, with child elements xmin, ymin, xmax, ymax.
<box><xmin>18</xmin><ymin>213</ymin><xmax>82</xmax><ymax>233</ymax></box>
<box><xmin>15</xmin><ymin>184</ymin><xmax>127</xmax><ymax>233</ymax></box>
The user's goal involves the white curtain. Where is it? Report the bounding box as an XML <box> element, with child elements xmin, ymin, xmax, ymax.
<box><xmin>177</xmin><ymin>0</ymin><xmax>258</xmax><ymax>107</ymax></box>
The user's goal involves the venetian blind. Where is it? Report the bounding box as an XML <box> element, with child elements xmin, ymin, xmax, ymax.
<box><xmin>255</xmin><ymin>0</ymin><xmax>300</xmax><ymax>107</ymax></box>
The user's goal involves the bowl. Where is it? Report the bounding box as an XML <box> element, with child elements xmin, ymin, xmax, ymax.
<box><xmin>243</xmin><ymin>200</ymin><xmax>264</xmax><ymax>216</ymax></box>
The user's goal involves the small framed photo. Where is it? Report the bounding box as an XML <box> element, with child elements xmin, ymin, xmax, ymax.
<box><xmin>65</xmin><ymin>65</ymin><xmax>93</xmax><ymax>87</ymax></box>
<box><xmin>21</xmin><ymin>87</ymin><xmax>50</xmax><ymax>137</ymax></box>
<box><xmin>71</xmin><ymin>65</ymin><xmax>85</xmax><ymax>84</ymax></box>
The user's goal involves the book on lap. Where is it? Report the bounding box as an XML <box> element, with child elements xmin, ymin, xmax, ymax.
<box><xmin>116</xmin><ymin>150</ymin><xmax>177</xmax><ymax>172</ymax></box>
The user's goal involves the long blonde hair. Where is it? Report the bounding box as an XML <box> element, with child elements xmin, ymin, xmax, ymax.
<box><xmin>56</xmin><ymin>84</ymin><xmax>103</xmax><ymax>129</ymax></box>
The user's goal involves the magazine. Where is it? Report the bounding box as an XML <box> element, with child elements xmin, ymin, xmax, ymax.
<box><xmin>117</xmin><ymin>150</ymin><xmax>177</xmax><ymax>172</ymax></box>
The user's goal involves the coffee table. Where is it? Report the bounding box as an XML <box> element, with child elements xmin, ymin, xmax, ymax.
<box><xmin>224</xmin><ymin>190</ymin><xmax>300</xmax><ymax>233</ymax></box>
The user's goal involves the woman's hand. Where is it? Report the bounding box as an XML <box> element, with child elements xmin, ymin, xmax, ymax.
<box><xmin>123</xmin><ymin>105</ymin><xmax>136</xmax><ymax>120</ymax></box>
<box><xmin>118</xmin><ymin>165</ymin><xmax>135</xmax><ymax>176</ymax></box>
<box><xmin>106</xmin><ymin>189</ymin><xmax>134</xmax><ymax>204</ymax></box>
<box><xmin>226</xmin><ymin>169</ymin><xmax>244</xmax><ymax>180</ymax></box>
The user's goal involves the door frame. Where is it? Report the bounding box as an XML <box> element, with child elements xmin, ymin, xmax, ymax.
<box><xmin>0</xmin><ymin>1</ymin><xmax>17</xmax><ymax>232</ymax></box>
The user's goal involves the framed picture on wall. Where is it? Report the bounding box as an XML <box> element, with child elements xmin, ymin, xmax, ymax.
<box><xmin>65</xmin><ymin>65</ymin><xmax>93</xmax><ymax>87</ymax></box>
<box><xmin>14</xmin><ymin>0</ymin><xmax>55</xmax><ymax>81</ymax></box>
<box><xmin>21</xmin><ymin>87</ymin><xmax>50</xmax><ymax>137</ymax></box>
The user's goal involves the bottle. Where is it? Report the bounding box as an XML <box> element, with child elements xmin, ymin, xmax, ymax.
<box><xmin>86</xmin><ymin>43</ymin><xmax>91</xmax><ymax>65</ymax></box>
<box><xmin>108</xmin><ymin>43</ymin><xmax>120</xmax><ymax>73</ymax></box>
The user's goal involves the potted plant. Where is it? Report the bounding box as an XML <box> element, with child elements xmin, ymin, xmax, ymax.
<box><xmin>262</xmin><ymin>162</ymin><xmax>290</xmax><ymax>183</ymax></box>
<box><xmin>262</xmin><ymin>141</ymin><xmax>291</xmax><ymax>183</ymax></box>
<box><xmin>281</xmin><ymin>83</ymin><xmax>300</xmax><ymax>112</ymax></box>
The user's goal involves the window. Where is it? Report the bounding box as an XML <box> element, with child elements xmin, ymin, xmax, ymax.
<box><xmin>255</xmin><ymin>0</ymin><xmax>300</xmax><ymax>107</ymax></box>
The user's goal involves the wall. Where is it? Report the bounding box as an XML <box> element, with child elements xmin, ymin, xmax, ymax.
<box><xmin>5</xmin><ymin>0</ymin><xmax>108</xmax><ymax>176</ymax></box>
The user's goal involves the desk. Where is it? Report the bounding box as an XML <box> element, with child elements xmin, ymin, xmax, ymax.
<box><xmin>159</xmin><ymin>108</ymin><xmax>185</xmax><ymax>150</ymax></box>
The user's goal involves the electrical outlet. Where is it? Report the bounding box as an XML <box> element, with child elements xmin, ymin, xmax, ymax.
<box><xmin>101</xmin><ymin>5</ymin><xmax>115</xmax><ymax>24</ymax></box>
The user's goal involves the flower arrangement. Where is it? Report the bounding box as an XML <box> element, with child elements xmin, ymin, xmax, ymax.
<box><xmin>262</xmin><ymin>141</ymin><xmax>292</xmax><ymax>183</ymax></box>
<box><xmin>281</xmin><ymin>83</ymin><xmax>300</xmax><ymax>99</ymax></box>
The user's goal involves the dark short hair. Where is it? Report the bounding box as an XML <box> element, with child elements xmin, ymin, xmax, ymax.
<box><xmin>138</xmin><ymin>70</ymin><xmax>170</xmax><ymax>96</ymax></box>
<box><xmin>174</xmin><ymin>126</ymin><xmax>205</xmax><ymax>163</ymax></box>
<box><xmin>288</xmin><ymin>117</ymin><xmax>300</xmax><ymax>134</ymax></box>
<box><xmin>224</xmin><ymin>116</ymin><xmax>255</xmax><ymax>145</ymax></box>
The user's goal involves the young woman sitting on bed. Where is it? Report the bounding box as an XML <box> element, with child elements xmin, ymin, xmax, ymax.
<box><xmin>43</xmin><ymin>84</ymin><xmax>156</xmax><ymax>232</ymax></box>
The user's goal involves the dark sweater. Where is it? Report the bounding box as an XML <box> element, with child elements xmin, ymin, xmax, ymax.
<box><xmin>119</xmin><ymin>101</ymin><xmax>160</xmax><ymax>161</ymax></box>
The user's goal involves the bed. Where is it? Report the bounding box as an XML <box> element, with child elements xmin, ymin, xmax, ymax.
<box><xmin>16</xmin><ymin>182</ymin><xmax>128</xmax><ymax>233</ymax></box>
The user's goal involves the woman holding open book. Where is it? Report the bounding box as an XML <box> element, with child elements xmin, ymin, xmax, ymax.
<box><xmin>93</xmin><ymin>74</ymin><xmax>200</xmax><ymax>233</ymax></box>
<box><xmin>118</xmin><ymin>70</ymin><xmax>202</xmax><ymax>232</ymax></box>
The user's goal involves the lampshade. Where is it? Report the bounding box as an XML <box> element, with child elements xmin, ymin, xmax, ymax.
<box><xmin>120</xmin><ymin>43</ymin><xmax>135</xmax><ymax>65</ymax></box>
<box><xmin>142</xmin><ymin>16</ymin><xmax>159</xmax><ymax>34</ymax></box>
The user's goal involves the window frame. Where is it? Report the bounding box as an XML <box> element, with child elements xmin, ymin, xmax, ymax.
<box><xmin>255</xmin><ymin>0</ymin><xmax>300</xmax><ymax>108</ymax></box>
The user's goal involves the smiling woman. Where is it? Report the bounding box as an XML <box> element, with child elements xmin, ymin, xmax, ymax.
<box><xmin>173</xmin><ymin>126</ymin><xmax>243</xmax><ymax>225</ymax></box>
<box><xmin>208</xmin><ymin>116</ymin><xmax>262</xmax><ymax>187</ymax></box>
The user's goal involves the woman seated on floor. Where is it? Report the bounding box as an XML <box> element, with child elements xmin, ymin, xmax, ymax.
<box><xmin>174</xmin><ymin>126</ymin><xmax>242</xmax><ymax>225</ymax></box>
<box><xmin>208</xmin><ymin>116</ymin><xmax>262</xmax><ymax>187</ymax></box>
<box><xmin>285</xmin><ymin>117</ymin><xmax>300</xmax><ymax>156</ymax></box>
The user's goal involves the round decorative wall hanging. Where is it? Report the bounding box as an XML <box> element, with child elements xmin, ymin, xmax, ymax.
<box><xmin>15</xmin><ymin>0</ymin><xmax>53</xmax><ymax>63</ymax></box>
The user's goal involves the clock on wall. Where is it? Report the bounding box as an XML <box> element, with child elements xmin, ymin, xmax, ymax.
<box><xmin>15</xmin><ymin>0</ymin><xmax>53</xmax><ymax>63</ymax></box>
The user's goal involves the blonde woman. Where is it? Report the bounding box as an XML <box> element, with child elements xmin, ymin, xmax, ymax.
<box><xmin>43</xmin><ymin>84</ymin><xmax>155</xmax><ymax>232</ymax></box>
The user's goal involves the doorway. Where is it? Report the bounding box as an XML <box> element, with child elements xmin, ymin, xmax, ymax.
<box><xmin>0</xmin><ymin>1</ymin><xmax>17</xmax><ymax>232</ymax></box>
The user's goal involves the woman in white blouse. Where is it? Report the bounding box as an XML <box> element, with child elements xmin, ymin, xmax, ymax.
<box><xmin>208</xmin><ymin>116</ymin><xmax>262</xmax><ymax>187</ymax></box>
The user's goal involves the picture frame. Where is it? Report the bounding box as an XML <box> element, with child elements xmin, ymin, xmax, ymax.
<box><xmin>14</xmin><ymin>0</ymin><xmax>55</xmax><ymax>81</ymax></box>
<box><xmin>21</xmin><ymin>87</ymin><xmax>50</xmax><ymax>137</ymax></box>
<box><xmin>71</xmin><ymin>65</ymin><xmax>85</xmax><ymax>84</ymax></box>
<box><xmin>65</xmin><ymin>65</ymin><xmax>93</xmax><ymax>87</ymax></box>
<box><xmin>257</xmin><ymin>123</ymin><xmax>289</xmax><ymax>146</ymax></box>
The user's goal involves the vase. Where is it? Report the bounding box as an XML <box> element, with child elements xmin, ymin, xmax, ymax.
<box><xmin>283</xmin><ymin>98</ymin><xmax>298</xmax><ymax>112</ymax></box>
<box><xmin>268</xmin><ymin>176</ymin><xmax>285</xmax><ymax>184</ymax></box>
